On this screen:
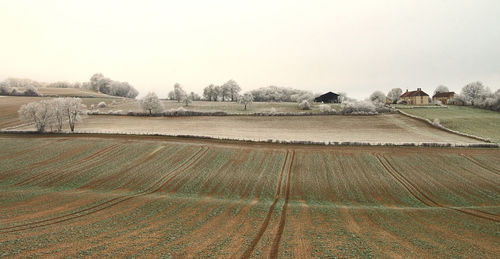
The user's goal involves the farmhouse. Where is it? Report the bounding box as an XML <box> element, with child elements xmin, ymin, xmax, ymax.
<box><xmin>432</xmin><ymin>91</ymin><xmax>455</xmax><ymax>104</ymax></box>
<box><xmin>314</xmin><ymin>91</ymin><xmax>340</xmax><ymax>103</ymax></box>
<box><xmin>399</xmin><ymin>88</ymin><xmax>429</xmax><ymax>105</ymax></box>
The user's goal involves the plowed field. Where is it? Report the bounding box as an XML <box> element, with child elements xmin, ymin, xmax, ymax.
<box><xmin>0</xmin><ymin>135</ymin><xmax>498</xmax><ymax>258</ymax></box>
<box><xmin>15</xmin><ymin>114</ymin><xmax>488</xmax><ymax>145</ymax></box>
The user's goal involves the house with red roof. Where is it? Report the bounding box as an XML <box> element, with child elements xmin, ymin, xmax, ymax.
<box><xmin>399</xmin><ymin>88</ymin><xmax>430</xmax><ymax>105</ymax></box>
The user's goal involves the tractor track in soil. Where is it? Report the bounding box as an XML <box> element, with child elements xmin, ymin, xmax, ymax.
<box><xmin>269</xmin><ymin>150</ymin><xmax>295</xmax><ymax>258</ymax></box>
<box><xmin>0</xmin><ymin>146</ymin><xmax>209</xmax><ymax>233</ymax></box>
<box><xmin>241</xmin><ymin>150</ymin><xmax>291</xmax><ymax>259</ymax></box>
<box><xmin>375</xmin><ymin>154</ymin><xmax>500</xmax><ymax>223</ymax></box>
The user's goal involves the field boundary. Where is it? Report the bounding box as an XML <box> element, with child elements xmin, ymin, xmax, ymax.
<box><xmin>397</xmin><ymin>109</ymin><xmax>494</xmax><ymax>143</ymax></box>
<box><xmin>1</xmin><ymin>130</ymin><xmax>497</xmax><ymax>148</ymax></box>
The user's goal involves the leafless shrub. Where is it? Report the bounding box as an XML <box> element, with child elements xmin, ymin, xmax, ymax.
<box><xmin>298</xmin><ymin>100</ymin><xmax>311</xmax><ymax>110</ymax></box>
<box><xmin>341</xmin><ymin>101</ymin><xmax>377</xmax><ymax>115</ymax></box>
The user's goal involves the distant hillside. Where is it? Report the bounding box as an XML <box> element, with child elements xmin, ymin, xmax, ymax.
<box><xmin>36</xmin><ymin>87</ymin><xmax>121</xmax><ymax>98</ymax></box>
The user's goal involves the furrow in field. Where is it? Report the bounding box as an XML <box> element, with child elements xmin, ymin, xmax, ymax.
<box><xmin>0</xmin><ymin>146</ymin><xmax>209</xmax><ymax>233</ymax></box>
<box><xmin>78</xmin><ymin>145</ymin><xmax>167</xmax><ymax>190</ymax></box>
<box><xmin>0</xmin><ymin>138</ymin><xmax>67</xmax><ymax>161</ymax></box>
<box><xmin>241</xmin><ymin>150</ymin><xmax>290</xmax><ymax>259</ymax></box>
<box><xmin>15</xmin><ymin>143</ymin><xmax>122</xmax><ymax>186</ymax></box>
<box><xmin>0</xmin><ymin>142</ymin><xmax>88</xmax><ymax>182</ymax></box>
<box><xmin>460</xmin><ymin>154</ymin><xmax>500</xmax><ymax>175</ymax></box>
<box><xmin>377</xmin><ymin>154</ymin><xmax>500</xmax><ymax>222</ymax></box>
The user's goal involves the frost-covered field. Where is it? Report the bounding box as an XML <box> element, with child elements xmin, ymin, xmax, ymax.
<box><xmin>44</xmin><ymin>114</ymin><xmax>486</xmax><ymax>145</ymax></box>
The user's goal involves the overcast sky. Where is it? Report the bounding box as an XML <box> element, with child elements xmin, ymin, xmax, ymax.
<box><xmin>1</xmin><ymin>0</ymin><xmax>499</xmax><ymax>99</ymax></box>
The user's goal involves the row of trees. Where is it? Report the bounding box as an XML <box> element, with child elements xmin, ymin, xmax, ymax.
<box><xmin>88</xmin><ymin>73</ymin><xmax>139</xmax><ymax>98</ymax></box>
<box><xmin>0</xmin><ymin>75</ymin><xmax>140</xmax><ymax>99</ymax></box>
<box><xmin>18</xmin><ymin>98</ymin><xmax>86</xmax><ymax>132</ymax></box>
<box><xmin>0</xmin><ymin>84</ymin><xmax>40</xmax><ymax>96</ymax></box>
<box><xmin>201</xmin><ymin>80</ymin><xmax>241</xmax><ymax>102</ymax></box>
<box><xmin>454</xmin><ymin>82</ymin><xmax>500</xmax><ymax>111</ymax></box>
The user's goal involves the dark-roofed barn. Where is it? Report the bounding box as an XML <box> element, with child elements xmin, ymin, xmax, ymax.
<box><xmin>314</xmin><ymin>92</ymin><xmax>340</xmax><ymax>103</ymax></box>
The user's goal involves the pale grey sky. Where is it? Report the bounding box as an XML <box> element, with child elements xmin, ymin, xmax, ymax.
<box><xmin>1</xmin><ymin>0</ymin><xmax>499</xmax><ymax>99</ymax></box>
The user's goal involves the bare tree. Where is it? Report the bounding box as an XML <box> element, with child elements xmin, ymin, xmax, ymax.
<box><xmin>203</xmin><ymin>85</ymin><xmax>216</xmax><ymax>101</ymax></box>
<box><xmin>298</xmin><ymin>100</ymin><xmax>311</xmax><ymax>110</ymax></box>
<box><xmin>387</xmin><ymin>88</ymin><xmax>402</xmax><ymax>104</ymax></box>
<box><xmin>214</xmin><ymin>85</ymin><xmax>222</xmax><ymax>101</ymax></box>
<box><xmin>434</xmin><ymin>85</ymin><xmax>449</xmax><ymax>95</ymax></box>
<box><xmin>369</xmin><ymin>91</ymin><xmax>386</xmax><ymax>106</ymax></box>
<box><xmin>90</xmin><ymin>73</ymin><xmax>112</xmax><ymax>93</ymax></box>
<box><xmin>18</xmin><ymin>101</ymin><xmax>54</xmax><ymax>132</ymax></box>
<box><xmin>173</xmin><ymin>83</ymin><xmax>186</xmax><ymax>102</ymax></box>
<box><xmin>140</xmin><ymin>92</ymin><xmax>164</xmax><ymax>115</ymax></box>
<box><xmin>222</xmin><ymin>80</ymin><xmax>241</xmax><ymax>102</ymax></box>
<box><xmin>62</xmin><ymin>98</ymin><xmax>86</xmax><ymax>132</ymax></box>
<box><xmin>182</xmin><ymin>96</ymin><xmax>192</xmax><ymax>107</ymax></box>
<box><xmin>190</xmin><ymin>91</ymin><xmax>201</xmax><ymax>101</ymax></box>
<box><xmin>461</xmin><ymin>82</ymin><xmax>490</xmax><ymax>106</ymax></box>
<box><xmin>52</xmin><ymin>98</ymin><xmax>66</xmax><ymax>132</ymax></box>
<box><xmin>239</xmin><ymin>93</ymin><xmax>254</xmax><ymax>110</ymax></box>
<box><xmin>24</xmin><ymin>86</ymin><xmax>40</xmax><ymax>96</ymax></box>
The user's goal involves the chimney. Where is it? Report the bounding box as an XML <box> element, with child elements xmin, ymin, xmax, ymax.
<box><xmin>417</xmin><ymin>88</ymin><xmax>421</xmax><ymax>91</ymax></box>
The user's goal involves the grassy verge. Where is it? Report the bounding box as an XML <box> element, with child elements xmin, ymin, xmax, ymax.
<box><xmin>398</xmin><ymin>105</ymin><xmax>500</xmax><ymax>143</ymax></box>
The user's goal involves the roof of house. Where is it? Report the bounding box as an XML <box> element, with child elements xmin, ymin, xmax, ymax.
<box><xmin>400</xmin><ymin>89</ymin><xmax>429</xmax><ymax>98</ymax></box>
<box><xmin>432</xmin><ymin>92</ymin><xmax>455</xmax><ymax>98</ymax></box>
<box><xmin>318</xmin><ymin>91</ymin><xmax>339</xmax><ymax>97</ymax></box>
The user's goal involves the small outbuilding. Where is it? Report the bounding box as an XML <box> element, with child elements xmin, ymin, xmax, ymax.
<box><xmin>314</xmin><ymin>92</ymin><xmax>340</xmax><ymax>103</ymax></box>
<box><xmin>432</xmin><ymin>92</ymin><xmax>455</xmax><ymax>104</ymax></box>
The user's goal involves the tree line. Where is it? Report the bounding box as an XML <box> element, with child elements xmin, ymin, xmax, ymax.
<box><xmin>0</xmin><ymin>74</ymin><xmax>139</xmax><ymax>99</ymax></box>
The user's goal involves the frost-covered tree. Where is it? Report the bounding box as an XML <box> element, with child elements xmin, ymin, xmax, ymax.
<box><xmin>250</xmin><ymin>86</ymin><xmax>313</xmax><ymax>102</ymax></box>
<box><xmin>203</xmin><ymin>85</ymin><xmax>216</xmax><ymax>101</ymax></box>
<box><xmin>369</xmin><ymin>91</ymin><xmax>386</xmax><ymax>106</ymax></box>
<box><xmin>239</xmin><ymin>93</ymin><xmax>254</xmax><ymax>110</ymax></box>
<box><xmin>62</xmin><ymin>98</ymin><xmax>86</xmax><ymax>132</ymax></box>
<box><xmin>46</xmin><ymin>81</ymin><xmax>72</xmax><ymax>88</ymax></box>
<box><xmin>24</xmin><ymin>86</ymin><xmax>40</xmax><ymax>96</ymax></box>
<box><xmin>213</xmin><ymin>85</ymin><xmax>222</xmax><ymax>101</ymax></box>
<box><xmin>18</xmin><ymin>98</ymin><xmax>86</xmax><ymax>132</ymax></box>
<box><xmin>140</xmin><ymin>92</ymin><xmax>164</xmax><ymax>115</ymax></box>
<box><xmin>87</xmin><ymin>73</ymin><xmax>138</xmax><ymax>98</ymax></box>
<box><xmin>90</xmin><ymin>73</ymin><xmax>111</xmax><ymax>93</ymax></box>
<box><xmin>3</xmin><ymin>77</ymin><xmax>42</xmax><ymax>88</ymax></box>
<box><xmin>190</xmin><ymin>92</ymin><xmax>201</xmax><ymax>101</ymax></box>
<box><xmin>222</xmin><ymin>80</ymin><xmax>241</xmax><ymax>102</ymax></box>
<box><xmin>434</xmin><ymin>85</ymin><xmax>449</xmax><ymax>95</ymax></box>
<box><xmin>173</xmin><ymin>83</ymin><xmax>186</xmax><ymax>102</ymax></box>
<box><xmin>52</xmin><ymin>98</ymin><xmax>66</xmax><ymax>131</ymax></box>
<box><xmin>387</xmin><ymin>88</ymin><xmax>402</xmax><ymax>103</ymax></box>
<box><xmin>0</xmin><ymin>82</ymin><xmax>10</xmax><ymax>95</ymax></box>
<box><xmin>18</xmin><ymin>100</ymin><xmax>55</xmax><ymax>132</ymax></box>
<box><xmin>460</xmin><ymin>82</ymin><xmax>490</xmax><ymax>106</ymax></box>
<box><xmin>182</xmin><ymin>96</ymin><xmax>192</xmax><ymax>107</ymax></box>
